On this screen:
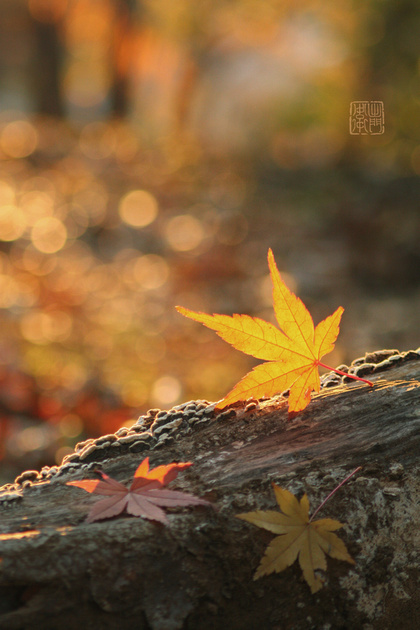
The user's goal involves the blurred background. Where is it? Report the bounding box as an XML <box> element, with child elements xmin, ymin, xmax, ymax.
<box><xmin>0</xmin><ymin>0</ymin><xmax>419</xmax><ymax>482</ymax></box>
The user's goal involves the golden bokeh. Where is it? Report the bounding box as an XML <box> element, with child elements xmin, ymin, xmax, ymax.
<box><xmin>0</xmin><ymin>120</ymin><xmax>38</xmax><ymax>159</ymax></box>
<box><xmin>132</xmin><ymin>254</ymin><xmax>169</xmax><ymax>290</ymax></box>
<box><xmin>0</xmin><ymin>205</ymin><xmax>26</xmax><ymax>241</ymax></box>
<box><xmin>0</xmin><ymin>0</ymin><xmax>418</xmax><ymax>479</ymax></box>
<box><xmin>151</xmin><ymin>375</ymin><xmax>182</xmax><ymax>406</ymax></box>
<box><xmin>0</xmin><ymin>274</ymin><xmax>21</xmax><ymax>308</ymax></box>
<box><xmin>31</xmin><ymin>217</ymin><xmax>68</xmax><ymax>254</ymax></box>
<box><xmin>15</xmin><ymin>426</ymin><xmax>50</xmax><ymax>452</ymax></box>
<box><xmin>59</xmin><ymin>414</ymin><xmax>84</xmax><ymax>438</ymax></box>
<box><xmin>119</xmin><ymin>190</ymin><xmax>159</xmax><ymax>228</ymax></box>
<box><xmin>0</xmin><ymin>180</ymin><xmax>15</xmax><ymax>205</ymax></box>
<box><xmin>20</xmin><ymin>310</ymin><xmax>72</xmax><ymax>344</ymax></box>
<box><xmin>164</xmin><ymin>214</ymin><xmax>204</xmax><ymax>251</ymax></box>
<box><xmin>20</xmin><ymin>191</ymin><xmax>55</xmax><ymax>223</ymax></box>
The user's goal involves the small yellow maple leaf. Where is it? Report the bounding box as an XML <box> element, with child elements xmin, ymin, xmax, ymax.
<box><xmin>237</xmin><ymin>484</ymin><xmax>354</xmax><ymax>593</ymax></box>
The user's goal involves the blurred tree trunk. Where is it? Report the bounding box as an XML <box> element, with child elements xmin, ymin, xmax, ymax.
<box><xmin>109</xmin><ymin>0</ymin><xmax>137</xmax><ymax>118</ymax></box>
<box><xmin>30</xmin><ymin>18</ymin><xmax>64</xmax><ymax>117</ymax></box>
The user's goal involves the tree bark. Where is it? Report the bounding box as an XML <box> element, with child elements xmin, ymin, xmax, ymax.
<box><xmin>0</xmin><ymin>350</ymin><xmax>419</xmax><ymax>630</ymax></box>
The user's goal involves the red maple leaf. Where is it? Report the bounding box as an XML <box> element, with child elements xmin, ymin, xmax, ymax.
<box><xmin>67</xmin><ymin>457</ymin><xmax>211</xmax><ymax>523</ymax></box>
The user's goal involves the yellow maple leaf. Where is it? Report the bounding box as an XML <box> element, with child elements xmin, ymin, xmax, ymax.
<box><xmin>177</xmin><ymin>248</ymin><xmax>373</xmax><ymax>414</ymax></box>
<box><xmin>237</xmin><ymin>484</ymin><xmax>355</xmax><ymax>593</ymax></box>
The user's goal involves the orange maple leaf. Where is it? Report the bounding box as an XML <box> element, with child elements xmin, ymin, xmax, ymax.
<box><xmin>176</xmin><ymin>249</ymin><xmax>372</xmax><ymax>414</ymax></box>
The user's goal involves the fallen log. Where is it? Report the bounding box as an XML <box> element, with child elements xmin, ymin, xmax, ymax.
<box><xmin>0</xmin><ymin>349</ymin><xmax>419</xmax><ymax>630</ymax></box>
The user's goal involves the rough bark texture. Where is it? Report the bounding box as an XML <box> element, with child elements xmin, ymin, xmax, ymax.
<box><xmin>0</xmin><ymin>349</ymin><xmax>419</xmax><ymax>630</ymax></box>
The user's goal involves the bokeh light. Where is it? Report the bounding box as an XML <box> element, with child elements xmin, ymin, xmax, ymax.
<box><xmin>20</xmin><ymin>191</ymin><xmax>55</xmax><ymax>223</ymax></box>
<box><xmin>31</xmin><ymin>217</ymin><xmax>68</xmax><ymax>253</ymax></box>
<box><xmin>0</xmin><ymin>205</ymin><xmax>26</xmax><ymax>241</ymax></box>
<box><xmin>0</xmin><ymin>1</ymin><xmax>418</xmax><ymax>482</ymax></box>
<box><xmin>119</xmin><ymin>190</ymin><xmax>159</xmax><ymax>228</ymax></box>
<box><xmin>59</xmin><ymin>363</ymin><xmax>88</xmax><ymax>391</ymax></box>
<box><xmin>0</xmin><ymin>274</ymin><xmax>21</xmax><ymax>308</ymax></box>
<box><xmin>0</xmin><ymin>180</ymin><xmax>15</xmax><ymax>205</ymax></box>
<box><xmin>132</xmin><ymin>254</ymin><xmax>169</xmax><ymax>290</ymax></box>
<box><xmin>151</xmin><ymin>375</ymin><xmax>182</xmax><ymax>406</ymax></box>
<box><xmin>15</xmin><ymin>426</ymin><xmax>50</xmax><ymax>453</ymax></box>
<box><xmin>59</xmin><ymin>414</ymin><xmax>83</xmax><ymax>438</ymax></box>
<box><xmin>0</xmin><ymin>120</ymin><xmax>38</xmax><ymax>159</ymax></box>
<box><xmin>20</xmin><ymin>310</ymin><xmax>72</xmax><ymax>344</ymax></box>
<box><xmin>164</xmin><ymin>214</ymin><xmax>204</xmax><ymax>251</ymax></box>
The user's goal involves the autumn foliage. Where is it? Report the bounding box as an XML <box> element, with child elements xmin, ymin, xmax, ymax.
<box><xmin>67</xmin><ymin>457</ymin><xmax>211</xmax><ymax>523</ymax></box>
<box><xmin>177</xmin><ymin>249</ymin><xmax>372</xmax><ymax>414</ymax></box>
<box><xmin>237</xmin><ymin>484</ymin><xmax>354</xmax><ymax>593</ymax></box>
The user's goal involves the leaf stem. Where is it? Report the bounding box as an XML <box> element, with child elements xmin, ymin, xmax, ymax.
<box><xmin>318</xmin><ymin>362</ymin><xmax>373</xmax><ymax>387</ymax></box>
<box><xmin>309</xmin><ymin>466</ymin><xmax>362</xmax><ymax>522</ymax></box>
